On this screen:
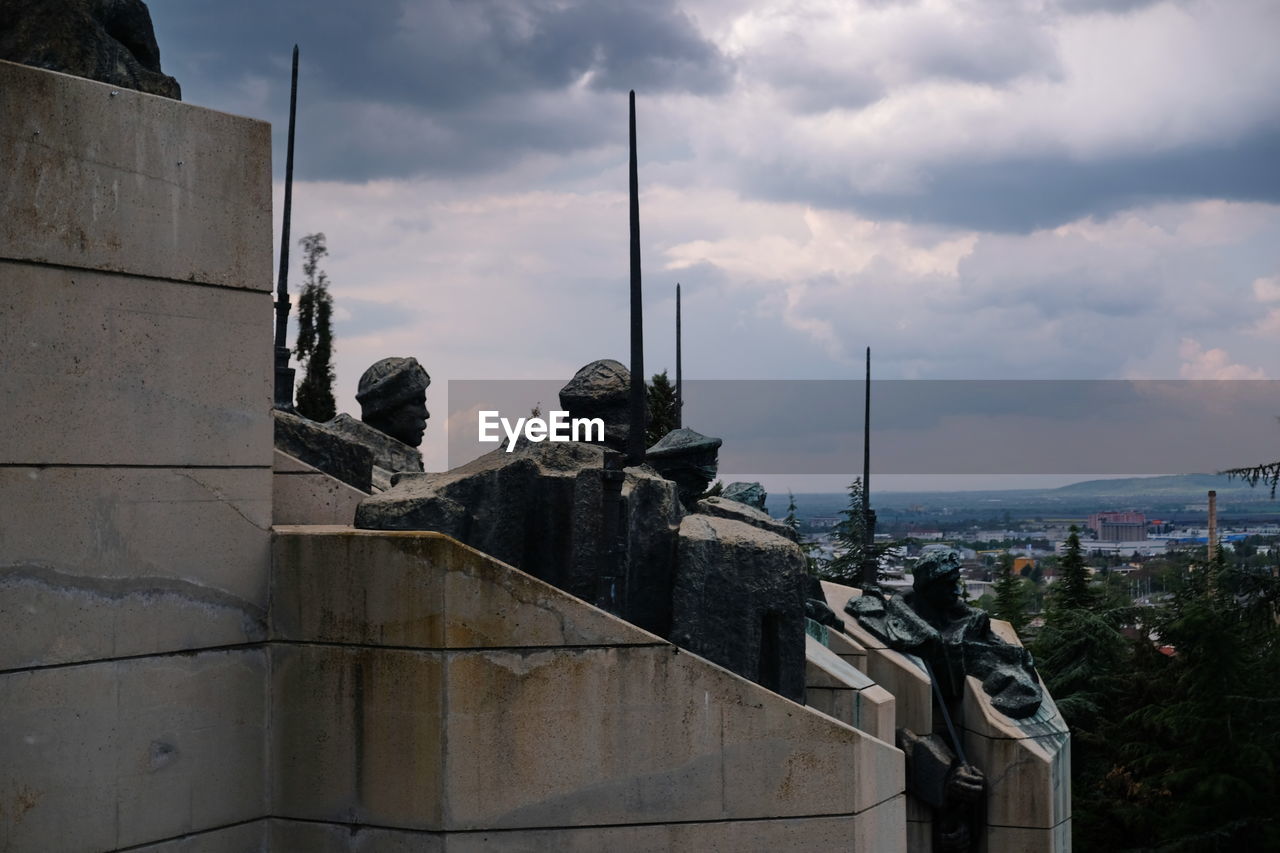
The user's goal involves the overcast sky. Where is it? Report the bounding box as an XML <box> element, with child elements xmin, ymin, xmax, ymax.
<box><xmin>150</xmin><ymin>0</ymin><xmax>1280</xmax><ymax>486</ymax></box>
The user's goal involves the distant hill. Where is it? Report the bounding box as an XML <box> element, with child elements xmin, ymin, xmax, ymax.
<box><xmin>1048</xmin><ymin>473</ymin><xmax>1257</xmax><ymax>497</ymax></box>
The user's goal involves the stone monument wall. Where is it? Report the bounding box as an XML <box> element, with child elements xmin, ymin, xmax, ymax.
<box><xmin>269</xmin><ymin>528</ymin><xmax>908</xmax><ymax>850</ymax></box>
<box><xmin>0</xmin><ymin>59</ymin><xmax>273</xmax><ymax>851</ymax></box>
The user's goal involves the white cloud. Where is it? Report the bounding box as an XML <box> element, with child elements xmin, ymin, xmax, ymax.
<box><xmin>1177</xmin><ymin>338</ymin><xmax>1266</xmax><ymax>379</ymax></box>
<box><xmin>1253</xmin><ymin>275</ymin><xmax>1280</xmax><ymax>303</ymax></box>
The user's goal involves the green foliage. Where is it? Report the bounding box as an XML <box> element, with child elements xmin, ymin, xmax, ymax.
<box><xmin>294</xmin><ymin>233</ymin><xmax>336</xmax><ymax>422</ymax></box>
<box><xmin>992</xmin><ymin>553</ymin><xmax>1029</xmax><ymax>634</ymax></box>
<box><xmin>783</xmin><ymin>491</ymin><xmax>799</xmax><ymax>540</ymax></box>
<box><xmin>1111</xmin><ymin>557</ymin><xmax>1280</xmax><ymax>850</ymax></box>
<box><xmin>699</xmin><ymin>480</ymin><xmax>723</xmax><ymax>501</ymax></box>
<box><xmin>818</xmin><ymin>478</ymin><xmax>891</xmax><ymax>584</ymax></box>
<box><xmin>783</xmin><ymin>491</ymin><xmax>822</xmax><ymax>574</ymax></box>
<box><xmin>645</xmin><ymin>370</ymin><xmax>679</xmax><ymax>446</ymax></box>
<box><xmin>1222</xmin><ymin>459</ymin><xmax>1280</xmax><ymax>498</ymax></box>
<box><xmin>1053</xmin><ymin>525</ymin><xmax>1094</xmax><ymax>611</ymax></box>
<box><xmin>1038</xmin><ymin>542</ymin><xmax>1280</xmax><ymax>851</ymax></box>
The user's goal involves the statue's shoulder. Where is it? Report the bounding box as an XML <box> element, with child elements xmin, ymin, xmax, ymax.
<box><xmin>846</xmin><ymin>590</ymin><xmax>940</xmax><ymax>650</ymax></box>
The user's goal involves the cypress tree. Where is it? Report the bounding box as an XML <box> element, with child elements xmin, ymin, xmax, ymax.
<box><xmin>294</xmin><ymin>233</ymin><xmax>336</xmax><ymax>422</ymax></box>
<box><xmin>645</xmin><ymin>370</ymin><xmax>678</xmax><ymax>446</ymax></box>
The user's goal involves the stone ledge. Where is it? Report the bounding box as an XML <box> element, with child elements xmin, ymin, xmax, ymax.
<box><xmin>0</xmin><ymin>60</ymin><xmax>271</xmax><ymax>290</ymax></box>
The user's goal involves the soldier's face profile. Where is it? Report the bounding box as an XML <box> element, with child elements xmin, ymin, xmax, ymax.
<box><xmin>923</xmin><ymin>572</ymin><xmax>963</xmax><ymax>609</ymax></box>
<box><xmin>385</xmin><ymin>392</ymin><xmax>429</xmax><ymax>447</ymax></box>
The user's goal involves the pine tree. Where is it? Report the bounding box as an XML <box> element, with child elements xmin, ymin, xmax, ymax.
<box><xmin>992</xmin><ymin>552</ymin><xmax>1028</xmax><ymax>634</ymax></box>
<box><xmin>1031</xmin><ymin>565</ymin><xmax>1128</xmax><ymax>847</ymax></box>
<box><xmin>294</xmin><ymin>233</ymin><xmax>336</xmax><ymax>422</ymax></box>
<box><xmin>820</xmin><ymin>478</ymin><xmax>889</xmax><ymax>584</ymax></box>
<box><xmin>782</xmin><ymin>492</ymin><xmax>798</xmax><ymax>538</ymax></box>
<box><xmin>1102</xmin><ymin>549</ymin><xmax>1280</xmax><ymax>850</ymax></box>
<box><xmin>646</xmin><ymin>370</ymin><xmax>679</xmax><ymax>446</ymax></box>
<box><xmin>1055</xmin><ymin>525</ymin><xmax>1093</xmax><ymax>611</ymax></box>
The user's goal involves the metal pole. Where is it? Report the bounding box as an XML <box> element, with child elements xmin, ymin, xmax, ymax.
<box><xmin>272</xmin><ymin>45</ymin><xmax>300</xmax><ymax>410</ymax></box>
<box><xmin>597</xmin><ymin>450</ymin><xmax>626</xmax><ymax>613</ymax></box>
<box><xmin>862</xmin><ymin>346</ymin><xmax>877</xmax><ymax>589</ymax></box>
<box><xmin>676</xmin><ymin>282</ymin><xmax>682</xmax><ymax>428</ymax></box>
<box><xmin>1207</xmin><ymin>489</ymin><xmax>1218</xmax><ymax>570</ymax></box>
<box><xmin>627</xmin><ymin>90</ymin><xmax>645</xmax><ymax>464</ymax></box>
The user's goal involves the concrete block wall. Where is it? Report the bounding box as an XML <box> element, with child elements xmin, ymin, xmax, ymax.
<box><xmin>963</xmin><ymin>673</ymin><xmax>1072</xmax><ymax>852</ymax></box>
<box><xmin>270</xmin><ymin>529</ymin><xmax>907</xmax><ymax>851</ymax></box>
<box><xmin>0</xmin><ymin>60</ymin><xmax>273</xmax><ymax>851</ymax></box>
<box><xmin>804</xmin><ymin>635</ymin><xmax>896</xmax><ymax>743</ymax></box>
<box><xmin>272</xmin><ymin>450</ymin><xmax>365</xmax><ymax>526</ymax></box>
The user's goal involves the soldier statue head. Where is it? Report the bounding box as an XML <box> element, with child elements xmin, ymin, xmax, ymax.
<box><xmin>912</xmin><ymin>551</ymin><xmax>967</xmax><ymax>616</ymax></box>
<box><xmin>646</xmin><ymin>427</ymin><xmax>723</xmax><ymax>510</ymax></box>
<box><xmin>356</xmin><ymin>357</ymin><xmax>431</xmax><ymax>447</ymax></box>
<box><xmin>559</xmin><ymin>359</ymin><xmax>637</xmax><ymax>453</ymax></box>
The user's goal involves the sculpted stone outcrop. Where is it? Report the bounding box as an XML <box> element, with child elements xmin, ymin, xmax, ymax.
<box><xmin>273</xmin><ymin>409</ymin><xmax>373</xmax><ymax>493</ymax></box>
<box><xmin>672</xmin><ymin>513</ymin><xmax>807</xmax><ymax>702</ymax></box>
<box><xmin>354</xmin><ymin>360</ymin><xmax>812</xmax><ymax>700</ymax></box>
<box><xmin>355</xmin><ymin>440</ymin><xmax>684</xmax><ymax>638</ymax></box>
<box><xmin>722</xmin><ymin>481</ymin><xmax>767</xmax><ymax>511</ymax></box>
<box><xmin>696</xmin><ymin>495</ymin><xmax>791</xmax><ymax>540</ymax></box>
<box><xmin>0</xmin><ymin>0</ymin><xmax>181</xmax><ymax>99</ymax></box>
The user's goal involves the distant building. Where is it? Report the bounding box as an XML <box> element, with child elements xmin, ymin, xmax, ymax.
<box><xmin>1061</xmin><ymin>539</ymin><xmax>1168</xmax><ymax>557</ymax></box>
<box><xmin>1088</xmin><ymin>510</ymin><xmax>1147</xmax><ymax>542</ymax></box>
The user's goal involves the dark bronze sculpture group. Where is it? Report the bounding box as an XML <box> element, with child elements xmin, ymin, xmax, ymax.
<box><xmin>848</xmin><ymin>551</ymin><xmax>1043</xmax><ymax>852</ymax></box>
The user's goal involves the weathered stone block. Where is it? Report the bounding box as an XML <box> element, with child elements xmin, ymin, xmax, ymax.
<box><xmin>268</xmin><ymin>819</ymin><xmax>442</xmax><ymax>852</ymax></box>
<box><xmin>354</xmin><ymin>442</ymin><xmax>684</xmax><ymax>639</ymax></box>
<box><xmin>273</xmin><ymin>450</ymin><xmax>367</xmax><ymax>526</ymax></box>
<box><xmin>270</xmin><ymin>643</ymin><xmax>444</xmax><ymax>829</ymax></box>
<box><xmin>695</xmin><ymin>495</ymin><xmax>791</xmax><ymax>538</ymax></box>
<box><xmin>672</xmin><ymin>514</ymin><xmax>808</xmax><ymax>702</ymax></box>
<box><xmin>273</xmin><ymin>412</ymin><xmax>374</xmax><ymax>493</ymax></box>
<box><xmin>826</xmin><ymin>626</ymin><xmax>869</xmax><ymax>673</ymax></box>
<box><xmin>0</xmin><ymin>59</ymin><xmax>271</xmax><ymax>288</ymax></box>
<box><xmin>0</xmin><ymin>263</ymin><xmax>271</xmax><ymax>466</ymax></box>
<box><xmin>982</xmin><ymin>822</ymin><xmax>1073</xmax><ymax>853</ymax></box>
<box><xmin>271</xmin><ymin>529</ymin><xmax>657</xmax><ymax>649</ymax></box>
<box><xmin>962</xmin><ymin>676</ymin><xmax>1070</xmax><ymax>840</ymax></box>
<box><xmin>268</xmin><ymin>529</ymin><xmax>906</xmax><ymax>846</ymax></box>
<box><xmin>853</xmin><ymin>793</ymin><xmax>908</xmax><ymax>853</ymax></box>
<box><xmin>449</xmin><ymin>813</ymin><xmax>883</xmax><ymax>851</ymax></box>
<box><xmin>0</xmin><ymin>466</ymin><xmax>269</xmax><ymax>669</ymax></box>
<box><xmin>0</xmin><ymin>650</ymin><xmax>266</xmax><ymax>853</ymax></box>
<box><xmin>836</xmin><ymin>613</ymin><xmax>933</xmax><ymax>737</ymax></box>
<box><xmin>129</xmin><ymin>819</ymin><xmax>268</xmax><ymax>851</ymax></box>
<box><xmin>805</xmin><ymin>636</ymin><xmax>896</xmax><ymax>743</ymax></box>
<box><xmin>442</xmin><ymin>645</ymin><xmax>900</xmax><ymax>829</ymax></box>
